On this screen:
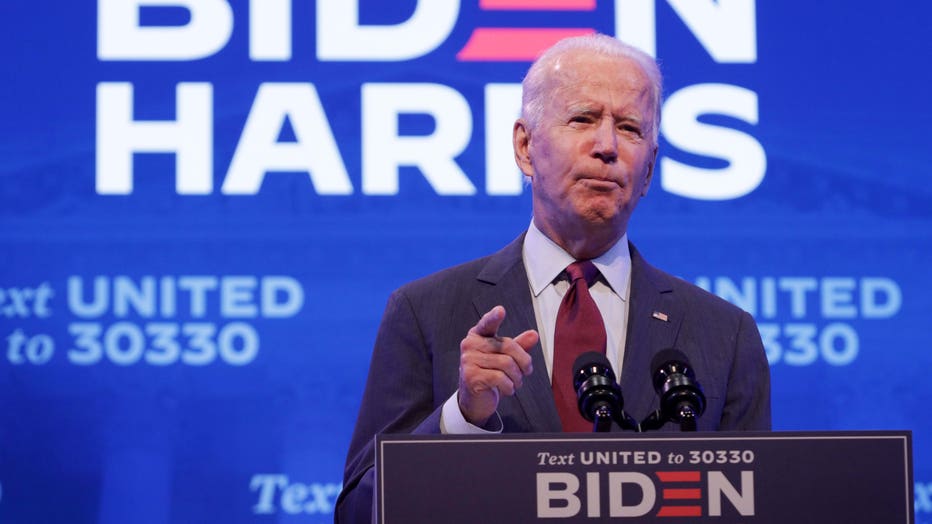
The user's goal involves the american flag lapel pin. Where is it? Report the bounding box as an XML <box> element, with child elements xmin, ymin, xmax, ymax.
<box><xmin>651</xmin><ymin>311</ymin><xmax>669</xmax><ymax>322</ymax></box>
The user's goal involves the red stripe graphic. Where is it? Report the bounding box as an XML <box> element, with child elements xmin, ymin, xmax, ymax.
<box><xmin>480</xmin><ymin>0</ymin><xmax>597</xmax><ymax>10</ymax></box>
<box><xmin>657</xmin><ymin>505</ymin><xmax>703</xmax><ymax>517</ymax></box>
<box><xmin>662</xmin><ymin>488</ymin><xmax>702</xmax><ymax>500</ymax></box>
<box><xmin>456</xmin><ymin>28</ymin><xmax>595</xmax><ymax>61</ymax></box>
<box><xmin>656</xmin><ymin>471</ymin><xmax>701</xmax><ymax>482</ymax></box>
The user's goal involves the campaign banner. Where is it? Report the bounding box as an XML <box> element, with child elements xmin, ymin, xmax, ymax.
<box><xmin>377</xmin><ymin>432</ymin><xmax>913</xmax><ymax>523</ymax></box>
<box><xmin>1</xmin><ymin>1</ymin><xmax>930</xmax><ymax>522</ymax></box>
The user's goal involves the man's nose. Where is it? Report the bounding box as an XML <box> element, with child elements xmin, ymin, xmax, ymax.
<box><xmin>591</xmin><ymin>118</ymin><xmax>618</xmax><ymax>163</ymax></box>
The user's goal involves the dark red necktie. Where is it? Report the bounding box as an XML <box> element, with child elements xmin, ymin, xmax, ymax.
<box><xmin>552</xmin><ymin>260</ymin><xmax>607</xmax><ymax>432</ymax></box>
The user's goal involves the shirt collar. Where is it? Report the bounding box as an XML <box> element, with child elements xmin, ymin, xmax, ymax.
<box><xmin>523</xmin><ymin>219</ymin><xmax>631</xmax><ymax>300</ymax></box>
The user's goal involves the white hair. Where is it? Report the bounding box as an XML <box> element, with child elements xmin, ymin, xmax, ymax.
<box><xmin>521</xmin><ymin>33</ymin><xmax>663</xmax><ymax>143</ymax></box>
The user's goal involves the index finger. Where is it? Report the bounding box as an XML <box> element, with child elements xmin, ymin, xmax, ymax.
<box><xmin>469</xmin><ymin>306</ymin><xmax>506</xmax><ymax>338</ymax></box>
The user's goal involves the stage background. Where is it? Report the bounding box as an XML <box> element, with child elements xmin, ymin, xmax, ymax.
<box><xmin>1</xmin><ymin>1</ymin><xmax>930</xmax><ymax>522</ymax></box>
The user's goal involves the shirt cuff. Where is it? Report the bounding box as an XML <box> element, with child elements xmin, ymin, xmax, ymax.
<box><xmin>440</xmin><ymin>391</ymin><xmax>503</xmax><ymax>434</ymax></box>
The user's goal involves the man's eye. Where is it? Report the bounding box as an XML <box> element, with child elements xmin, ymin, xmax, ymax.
<box><xmin>570</xmin><ymin>115</ymin><xmax>593</xmax><ymax>124</ymax></box>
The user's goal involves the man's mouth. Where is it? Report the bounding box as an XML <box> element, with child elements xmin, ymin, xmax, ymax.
<box><xmin>577</xmin><ymin>176</ymin><xmax>619</xmax><ymax>190</ymax></box>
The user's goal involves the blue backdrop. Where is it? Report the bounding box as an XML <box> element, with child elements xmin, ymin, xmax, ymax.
<box><xmin>1</xmin><ymin>1</ymin><xmax>930</xmax><ymax>522</ymax></box>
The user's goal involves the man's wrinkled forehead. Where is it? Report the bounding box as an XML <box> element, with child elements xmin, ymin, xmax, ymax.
<box><xmin>544</xmin><ymin>53</ymin><xmax>655</xmax><ymax>111</ymax></box>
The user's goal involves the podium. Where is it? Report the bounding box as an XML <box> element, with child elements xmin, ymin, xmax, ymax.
<box><xmin>375</xmin><ymin>431</ymin><xmax>913</xmax><ymax>523</ymax></box>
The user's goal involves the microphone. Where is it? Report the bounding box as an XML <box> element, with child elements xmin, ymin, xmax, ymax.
<box><xmin>572</xmin><ymin>352</ymin><xmax>623</xmax><ymax>429</ymax></box>
<box><xmin>650</xmin><ymin>349</ymin><xmax>706</xmax><ymax>431</ymax></box>
<box><xmin>572</xmin><ymin>352</ymin><xmax>639</xmax><ymax>432</ymax></box>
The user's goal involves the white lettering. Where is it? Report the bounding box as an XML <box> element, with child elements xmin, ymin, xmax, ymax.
<box><xmin>362</xmin><ymin>83</ymin><xmax>475</xmax><ymax>195</ymax></box>
<box><xmin>217</xmin><ymin>323</ymin><xmax>260</xmax><ymax>365</ymax></box>
<box><xmin>708</xmin><ymin>471</ymin><xmax>755</xmax><ymax>516</ymax></box>
<box><xmin>69</xmin><ymin>276</ymin><xmax>110</xmax><ymax>317</ymax></box>
<box><xmin>537</xmin><ymin>472</ymin><xmax>581</xmax><ymax>518</ymax></box>
<box><xmin>484</xmin><ymin>83</ymin><xmax>525</xmax><ymax>195</ymax></box>
<box><xmin>712</xmin><ymin>277</ymin><xmax>756</xmax><ymax>316</ymax></box>
<box><xmin>6</xmin><ymin>330</ymin><xmax>55</xmax><ymax>365</ymax></box>
<box><xmin>760</xmin><ymin>277</ymin><xmax>777</xmax><ymax>318</ymax></box>
<box><xmin>180</xmin><ymin>323</ymin><xmax>215</xmax><ymax>365</ymax></box>
<box><xmin>223</xmin><ymin>83</ymin><xmax>352</xmax><ymax>195</ymax></box>
<box><xmin>615</xmin><ymin>0</ymin><xmax>756</xmax><ymax>62</ymax></box>
<box><xmin>700</xmin><ymin>276</ymin><xmax>900</xmax><ymax>320</ymax></box>
<box><xmin>251</xmin><ymin>474</ymin><xmax>289</xmax><ymax>514</ymax></box>
<box><xmin>178</xmin><ymin>276</ymin><xmax>217</xmax><ymax>317</ymax></box>
<box><xmin>782</xmin><ymin>323</ymin><xmax>818</xmax><ymax>366</ymax></box>
<box><xmin>69</xmin><ymin>323</ymin><xmax>104</xmax><ymax>364</ymax></box>
<box><xmin>281</xmin><ymin>483</ymin><xmax>309</xmax><ymax>514</ymax></box>
<box><xmin>221</xmin><ymin>277</ymin><xmax>258</xmax><ymax>318</ymax></box>
<box><xmin>145</xmin><ymin>323</ymin><xmax>180</xmax><ymax>365</ymax></box>
<box><xmin>759</xmin><ymin>322</ymin><xmax>860</xmax><ymax>366</ymax></box>
<box><xmin>915</xmin><ymin>482</ymin><xmax>932</xmax><ymax>514</ymax></box>
<box><xmin>105</xmin><ymin>321</ymin><xmax>146</xmax><ymax>364</ymax></box>
<box><xmin>860</xmin><ymin>277</ymin><xmax>902</xmax><ymax>318</ymax></box>
<box><xmin>608</xmin><ymin>472</ymin><xmax>655</xmax><ymax>517</ymax></box>
<box><xmin>250</xmin><ymin>475</ymin><xmax>342</xmax><ymax>515</ymax></box>
<box><xmin>249</xmin><ymin>0</ymin><xmax>291</xmax><ymax>61</ymax></box>
<box><xmin>820</xmin><ymin>323</ymin><xmax>859</xmax><ymax>365</ymax></box>
<box><xmin>66</xmin><ymin>321</ymin><xmax>259</xmax><ymax>366</ymax></box>
<box><xmin>97</xmin><ymin>0</ymin><xmax>233</xmax><ymax>60</ymax></box>
<box><xmin>660</xmin><ymin>83</ymin><xmax>766</xmax><ymax>201</ymax></box>
<box><xmin>615</xmin><ymin>0</ymin><xmax>657</xmax><ymax>57</ymax></box>
<box><xmin>113</xmin><ymin>276</ymin><xmax>157</xmax><ymax>317</ymax></box>
<box><xmin>160</xmin><ymin>277</ymin><xmax>176</xmax><ymax>317</ymax></box>
<box><xmin>666</xmin><ymin>0</ymin><xmax>757</xmax><ymax>62</ymax></box>
<box><xmin>821</xmin><ymin>277</ymin><xmax>857</xmax><ymax>318</ymax></box>
<box><xmin>780</xmin><ymin>278</ymin><xmax>818</xmax><ymax>318</ymax></box>
<box><xmin>96</xmin><ymin>82</ymin><xmax>213</xmax><ymax>194</ymax></box>
<box><xmin>261</xmin><ymin>276</ymin><xmax>304</xmax><ymax>318</ymax></box>
<box><xmin>316</xmin><ymin>0</ymin><xmax>459</xmax><ymax>61</ymax></box>
<box><xmin>586</xmin><ymin>472</ymin><xmax>600</xmax><ymax>518</ymax></box>
<box><xmin>68</xmin><ymin>275</ymin><xmax>304</xmax><ymax>318</ymax></box>
<box><xmin>0</xmin><ymin>284</ymin><xmax>54</xmax><ymax>318</ymax></box>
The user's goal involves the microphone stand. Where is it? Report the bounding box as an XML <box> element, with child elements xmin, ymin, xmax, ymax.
<box><xmin>639</xmin><ymin>410</ymin><xmax>666</xmax><ymax>432</ymax></box>
<box><xmin>639</xmin><ymin>405</ymin><xmax>699</xmax><ymax>432</ymax></box>
<box><xmin>677</xmin><ymin>407</ymin><xmax>698</xmax><ymax>432</ymax></box>
<box><xmin>591</xmin><ymin>404</ymin><xmax>641</xmax><ymax>433</ymax></box>
<box><xmin>593</xmin><ymin>405</ymin><xmax>614</xmax><ymax>432</ymax></box>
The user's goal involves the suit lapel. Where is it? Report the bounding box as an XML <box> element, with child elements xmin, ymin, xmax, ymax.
<box><xmin>620</xmin><ymin>243</ymin><xmax>685</xmax><ymax>422</ymax></box>
<box><xmin>473</xmin><ymin>234</ymin><xmax>562</xmax><ymax>433</ymax></box>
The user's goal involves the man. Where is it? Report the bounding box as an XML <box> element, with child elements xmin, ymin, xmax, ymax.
<box><xmin>335</xmin><ymin>33</ymin><xmax>771</xmax><ymax>523</ymax></box>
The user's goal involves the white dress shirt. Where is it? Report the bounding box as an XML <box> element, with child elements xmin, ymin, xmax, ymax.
<box><xmin>441</xmin><ymin>220</ymin><xmax>632</xmax><ymax>434</ymax></box>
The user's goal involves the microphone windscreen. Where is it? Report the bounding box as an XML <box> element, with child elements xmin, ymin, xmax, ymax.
<box><xmin>650</xmin><ymin>348</ymin><xmax>690</xmax><ymax>374</ymax></box>
<box><xmin>573</xmin><ymin>351</ymin><xmax>611</xmax><ymax>375</ymax></box>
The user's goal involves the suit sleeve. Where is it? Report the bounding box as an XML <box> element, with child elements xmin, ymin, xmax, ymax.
<box><xmin>720</xmin><ymin>309</ymin><xmax>772</xmax><ymax>430</ymax></box>
<box><xmin>334</xmin><ymin>289</ymin><xmax>446</xmax><ymax>523</ymax></box>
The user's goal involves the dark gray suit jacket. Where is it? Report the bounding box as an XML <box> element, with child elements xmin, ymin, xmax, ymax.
<box><xmin>335</xmin><ymin>235</ymin><xmax>771</xmax><ymax>523</ymax></box>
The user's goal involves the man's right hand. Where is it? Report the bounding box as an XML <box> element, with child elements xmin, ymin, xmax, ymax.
<box><xmin>458</xmin><ymin>305</ymin><xmax>539</xmax><ymax>426</ymax></box>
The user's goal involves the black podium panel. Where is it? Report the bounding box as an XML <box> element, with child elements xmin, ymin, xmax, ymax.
<box><xmin>376</xmin><ymin>431</ymin><xmax>912</xmax><ymax>523</ymax></box>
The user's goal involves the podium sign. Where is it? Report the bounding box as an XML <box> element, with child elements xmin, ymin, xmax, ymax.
<box><xmin>376</xmin><ymin>431</ymin><xmax>912</xmax><ymax>523</ymax></box>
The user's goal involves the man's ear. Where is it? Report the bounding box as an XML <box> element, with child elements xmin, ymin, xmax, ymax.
<box><xmin>513</xmin><ymin>119</ymin><xmax>534</xmax><ymax>178</ymax></box>
<box><xmin>641</xmin><ymin>144</ymin><xmax>659</xmax><ymax>197</ymax></box>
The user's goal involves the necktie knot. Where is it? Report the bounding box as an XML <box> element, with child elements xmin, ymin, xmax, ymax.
<box><xmin>566</xmin><ymin>260</ymin><xmax>599</xmax><ymax>288</ymax></box>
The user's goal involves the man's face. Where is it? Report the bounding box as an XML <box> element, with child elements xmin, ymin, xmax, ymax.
<box><xmin>515</xmin><ymin>51</ymin><xmax>658</xmax><ymax>250</ymax></box>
